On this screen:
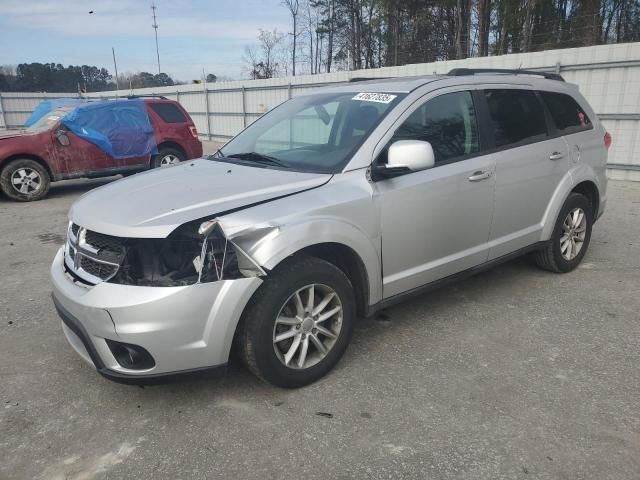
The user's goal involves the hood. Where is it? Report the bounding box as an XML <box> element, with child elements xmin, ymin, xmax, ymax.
<box><xmin>70</xmin><ymin>159</ymin><xmax>332</xmax><ymax>238</ymax></box>
<box><xmin>0</xmin><ymin>130</ymin><xmax>27</xmax><ymax>140</ymax></box>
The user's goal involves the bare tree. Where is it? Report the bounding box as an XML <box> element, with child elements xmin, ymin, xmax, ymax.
<box><xmin>282</xmin><ymin>0</ymin><xmax>301</xmax><ymax>75</ymax></box>
<box><xmin>243</xmin><ymin>29</ymin><xmax>285</xmax><ymax>79</ymax></box>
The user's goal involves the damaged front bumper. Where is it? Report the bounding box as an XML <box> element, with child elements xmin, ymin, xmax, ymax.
<box><xmin>50</xmin><ymin>248</ymin><xmax>262</xmax><ymax>382</ymax></box>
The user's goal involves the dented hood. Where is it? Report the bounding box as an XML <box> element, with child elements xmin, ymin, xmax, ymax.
<box><xmin>69</xmin><ymin>159</ymin><xmax>331</xmax><ymax>238</ymax></box>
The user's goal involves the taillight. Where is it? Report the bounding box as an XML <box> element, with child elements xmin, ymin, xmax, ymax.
<box><xmin>604</xmin><ymin>132</ymin><xmax>612</xmax><ymax>149</ymax></box>
<box><xmin>189</xmin><ymin>126</ymin><xmax>198</xmax><ymax>139</ymax></box>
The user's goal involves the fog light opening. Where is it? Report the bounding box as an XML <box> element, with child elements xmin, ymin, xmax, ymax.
<box><xmin>106</xmin><ymin>340</ymin><xmax>156</xmax><ymax>370</ymax></box>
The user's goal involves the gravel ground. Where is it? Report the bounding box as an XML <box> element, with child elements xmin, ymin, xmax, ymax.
<box><xmin>1</xmin><ymin>178</ymin><xmax>639</xmax><ymax>480</ymax></box>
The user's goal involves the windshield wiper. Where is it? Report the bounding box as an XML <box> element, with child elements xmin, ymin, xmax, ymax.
<box><xmin>225</xmin><ymin>152</ymin><xmax>290</xmax><ymax>168</ymax></box>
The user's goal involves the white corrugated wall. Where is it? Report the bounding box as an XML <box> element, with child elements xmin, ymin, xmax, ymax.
<box><xmin>1</xmin><ymin>42</ymin><xmax>639</xmax><ymax>179</ymax></box>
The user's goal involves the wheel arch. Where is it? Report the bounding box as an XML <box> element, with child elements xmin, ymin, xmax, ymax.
<box><xmin>1</xmin><ymin>154</ymin><xmax>54</xmax><ymax>181</ymax></box>
<box><xmin>156</xmin><ymin>141</ymin><xmax>186</xmax><ymax>157</ymax></box>
<box><xmin>228</xmin><ymin>218</ymin><xmax>383</xmax><ymax>310</ymax></box>
<box><xmin>571</xmin><ymin>180</ymin><xmax>599</xmax><ymax>218</ymax></box>
<box><xmin>541</xmin><ymin>172</ymin><xmax>600</xmax><ymax>240</ymax></box>
<box><xmin>292</xmin><ymin>242</ymin><xmax>370</xmax><ymax>318</ymax></box>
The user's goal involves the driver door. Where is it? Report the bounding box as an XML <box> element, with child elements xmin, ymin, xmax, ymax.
<box><xmin>51</xmin><ymin>125</ymin><xmax>113</xmax><ymax>176</ymax></box>
<box><xmin>375</xmin><ymin>89</ymin><xmax>496</xmax><ymax>298</ymax></box>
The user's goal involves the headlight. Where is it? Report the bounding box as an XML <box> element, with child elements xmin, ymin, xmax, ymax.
<box><xmin>109</xmin><ymin>219</ymin><xmax>257</xmax><ymax>287</ymax></box>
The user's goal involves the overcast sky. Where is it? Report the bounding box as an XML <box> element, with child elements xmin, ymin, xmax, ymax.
<box><xmin>0</xmin><ymin>0</ymin><xmax>290</xmax><ymax>81</ymax></box>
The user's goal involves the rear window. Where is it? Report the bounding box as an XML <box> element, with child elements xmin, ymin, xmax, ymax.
<box><xmin>149</xmin><ymin>103</ymin><xmax>187</xmax><ymax>123</ymax></box>
<box><xmin>484</xmin><ymin>89</ymin><xmax>548</xmax><ymax>148</ymax></box>
<box><xmin>539</xmin><ymin>91</ymin><xmax>592</xmax><ymax>134</ymax></box>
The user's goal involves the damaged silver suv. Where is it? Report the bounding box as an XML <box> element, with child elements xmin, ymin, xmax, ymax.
<box><xmin>51</xmin><ymin>69</ymin><xmax>609</xmax><ymax>387</ymax></box>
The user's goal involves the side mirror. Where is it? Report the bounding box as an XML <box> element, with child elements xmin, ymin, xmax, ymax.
<box><xmin>55</xmin><ymin>129</ymin><xmax>70</xmax><ymax>147</ymax></box>
<box><xmin>373</xmin><ymin>140</ymin><xmax>435</xmax><ymax>179</ymax></box>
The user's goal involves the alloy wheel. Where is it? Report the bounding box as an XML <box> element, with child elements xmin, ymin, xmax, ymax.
<box><xmin>560</xmin><ymin>207</ymin><xmax>587</xmax><ymax>261</ymax></box>
<box><xmin>11</xmin><ymin>168</ymin><xmax>42</xmax><ymax>194</ymax></box>
<box><xmin>272</xmin><ymin>284</ymin><xmax>343</xmax><ymax>369</ymax></box>
<box><xmin>160</xmin><ymin>154</ymin><xmax>180</xmax><ymax>167</ymax></box>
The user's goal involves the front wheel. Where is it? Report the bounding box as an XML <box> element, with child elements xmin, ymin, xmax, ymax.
<box><xmin>533</xmin><ymin>192</ymin><xmax>593</xmax><ymax>273</ymax></box>
<box><xmin>238</xmin><ymin>256</ymin><xmax>356</xmax><ymax>388</ymax></box>
<box><xmin>0</xmin><ymin>159</ymin><xmax>51</xmax><ymax>202</ymax></box>
<box><xmin>152</xmin><ymin>147</ymin><xmax>185</xmax><ymax>168</ymax></box>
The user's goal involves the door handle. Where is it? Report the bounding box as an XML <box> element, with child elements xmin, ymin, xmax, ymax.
<box><xmin>468</xmin><ymin>171</ymin><xmax>492</xmax><ymax>182</ymax></box>
<box><xmin>549</xmin><ymin>151</ymin><xmax>565</xmax><ymax>161</ymax></box>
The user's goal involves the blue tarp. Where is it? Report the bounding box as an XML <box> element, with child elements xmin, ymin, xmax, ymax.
<box><xmin>61</xmin><ymin>99</ymin><xmax>157</xmax><ymax>159</ymax></box>
<box><xmin>24</xmin><ymin>98</ymin><xmax>87</xmax><ymax>127</ymax></box>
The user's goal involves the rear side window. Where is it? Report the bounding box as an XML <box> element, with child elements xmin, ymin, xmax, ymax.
<box><xmin>484</xmin><ymin>89</ymin><xmax>548</xmax><ymax>148</ymax></box>
<box><xmin>149</xmin><ymin>103</ymin><xmax>187</xmax><ymax>123</ymax></box>
<box><xmin>393</xmin><ymin>91</ymin><xmax>480</xmax><ymax>164</ymax></box>
<box><xmin>539</xmin><ymin>91</ymin><xmax>592</xmax><ymax>134</ymax></box>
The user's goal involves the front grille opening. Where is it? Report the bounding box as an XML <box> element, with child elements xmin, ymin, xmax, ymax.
<box><xmin>85</xmin><ymin>230</ymin><xmax>126</xmax><ymax>255</ymax></box>
<box><xmin>106</xmin><ymin>340</ymin><xmax>156</xmax><ymax>370</ymax></box>
<box><xmin>78</xmin><ymin>257</ymin><xmax>119</xmax><ymax>279</ymax></box>
<box><xmin>67</xmin><ymin>224</ymin><xmax>126</xmax><ymax>283</ymax></box>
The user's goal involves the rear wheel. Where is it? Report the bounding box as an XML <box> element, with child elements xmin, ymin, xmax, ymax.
<box><xmin>0</xmin><ymin>159</ymin><xmax>50</xmax><ymax>202</ymax></box>
<box><xmin>533</xmin><ymin>192</ymin><xmax>593</xmax><ymax>273</ymax></box>
<box><xmin>152</xmin><ymin>147</ymin><xmax>185</xmax><ymax>168</ymax></box>
<box><xmin>239</xmin><ymin>256</ymin><xmax>356</xmax><ymax>388</ymax></box>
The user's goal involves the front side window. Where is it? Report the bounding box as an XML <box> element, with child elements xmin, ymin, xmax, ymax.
<box><xmin>484</xmin><ymin>89</ymin><xmax>548</xmax><ymax>148</ymax></box>
<box><xmin>392</xmin><ymin>91</ymin><xmax>480</xmax><ymax>164</ymax></box>
<box><xmin>539</xmin><ymin>91</ymin><xmax>592</xmax><ymax>134</ymax></box>
<box><xmin>218</xmin><ymin>92</ymin><xmax>403</xmax><ymax>173</ymax></box>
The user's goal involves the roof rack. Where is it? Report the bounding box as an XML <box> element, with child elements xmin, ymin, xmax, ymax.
<box><xmin>447</xmin><ymin>68</ymin><xmax>564</xmax><ymax>82</ymax></box>
<box><xmin>126</xmin><ymin>94</ymin><xmax>168</xmax><ymax>100</ymax></box>
<box><xmin>348</xmin><ymin>77</ymin><xmax>392</xmax><ymax>83</ymax></box>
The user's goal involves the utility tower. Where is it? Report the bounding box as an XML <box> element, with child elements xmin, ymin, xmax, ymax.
<box><xmin>151</xmin><ymin>3</ymin><xmax>161</xmax><ymax>74</ymax></box>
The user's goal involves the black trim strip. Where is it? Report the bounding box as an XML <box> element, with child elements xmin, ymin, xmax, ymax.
<box><xmin>53</xmin><ymin>164</ymin><xmax>147</xmax><ymax>182</ymax></box>
<box><xmin>51</xmin><ymin>293</ymin><xmax>227</xmax><ymax>385</ymax></box>
<box><xmin>366</xmin><ymin>241</ymin><xmax>546</xmax><ymax>317</ymax></box>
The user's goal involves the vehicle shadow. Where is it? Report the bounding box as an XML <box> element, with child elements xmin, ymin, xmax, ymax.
<box><xmin>0</xmin><ymin>176</ymin><xmax>123</xmax><ymax>204</ymax></box>
<box><xmin>46</xmin><ymin>176</ymin><xmax>122</xmax><ymax>199</ymax></box>
<box><xmin>90</xmin><ymin>256</ymin><xmax>541</xmax><ymax>399</ymax></box>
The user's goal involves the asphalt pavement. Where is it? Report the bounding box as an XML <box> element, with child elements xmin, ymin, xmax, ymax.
<box><xmin>1</xmin><ymin>177</ymin><xmax>639</xmax><ymax>479</ymax></box>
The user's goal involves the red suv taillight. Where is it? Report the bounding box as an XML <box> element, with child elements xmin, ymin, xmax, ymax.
<box><xmin>604</xmin><ymin>132</ymin><xmax>612</xmax><ymax>149</ymax></box>
<box><xmin>189</xmin><ymin>126</ymin><xmax>198</xmax><ymax>139</ymax></box>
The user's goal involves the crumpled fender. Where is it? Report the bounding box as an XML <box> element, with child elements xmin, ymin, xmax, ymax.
<box><xmin>219</xmin><ymin>216</ymin><xmax>383</xmax><ymax>306</ymax></box>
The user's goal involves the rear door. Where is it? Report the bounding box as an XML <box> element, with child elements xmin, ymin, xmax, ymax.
<box><xmin>538</xmin><ymin>90</ymin><xmax>601</xmax><ymax>171</ymax></box>
<box><xmin>480</xmin><ymin>88</ymin><xmax>570</xmax><ymax>259</ymax></box>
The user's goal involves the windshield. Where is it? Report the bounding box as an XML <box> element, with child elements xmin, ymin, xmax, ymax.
<box><xmin>26</xmin><ymin>108</ymin><xmax>69</xmax><ymax>133</ymax></box>
<box><xmin>217</xmin><ymin>91</ymin><xmax>404</xmax><ymax>173</ymax></box>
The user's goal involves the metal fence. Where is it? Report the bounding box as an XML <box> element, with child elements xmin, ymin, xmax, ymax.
<box><xmin>1</xmin><ymin>42</ymin><xmax>639</xmax><ymax>180</ymax></box>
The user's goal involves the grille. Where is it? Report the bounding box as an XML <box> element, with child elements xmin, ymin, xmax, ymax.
<box><xmin>85</xmin><ymin>230</ymin><xmax>126</xmax><ymax>255</ymax></box>
<box><xmin>65</xmin><ymin>223</ymin><xmax>126</xmax><ymax>284</ymax></box>
<box><xmin>79</xmin><ymin>256</ymin><xmax>119</xmax><ymax>279</ymax></box>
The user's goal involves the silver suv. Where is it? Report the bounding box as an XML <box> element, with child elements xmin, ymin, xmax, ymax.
<box><xmin>50</xmin><ymin>69</ymin><xmax>609</xmax><ymax>387</ymax></box>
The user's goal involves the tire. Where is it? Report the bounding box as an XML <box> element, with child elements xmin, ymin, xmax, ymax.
<box><xmin>151</xmin><ymin>147</ymin><xmax>185</xmax><ymax>168</ymax></box>
<box><xmin>238</xmin><ymin>256</ymin><xmax>356</xmax><ymax>388</ymax></box>
<box><xmin>533</xmin><ymin>192</ymin><xmax>593</xmax><ymax>273</ymax></box>
<box><xmin>0</xmin><ymin>159</ymin><xmax>51</xmax><ymax>202</ymax></box>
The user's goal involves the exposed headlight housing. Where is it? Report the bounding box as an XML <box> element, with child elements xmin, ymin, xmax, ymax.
<box><xmin>108</xmin><ymin>219</ymin><xmax>263</xmax><ymax>287</ymax></box>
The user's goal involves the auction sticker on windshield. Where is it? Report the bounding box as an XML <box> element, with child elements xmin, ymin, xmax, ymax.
<box><xmin>352</xmin><ymin>92</ymin><xmax>397</xmax><ymax>103</ymax></box>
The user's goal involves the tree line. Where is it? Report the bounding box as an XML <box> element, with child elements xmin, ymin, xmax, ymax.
<box><xmin>245</xmin><ymin>0</ymin><xmax>640</xmax><ymax>78</ymax></box>
<box><xmin>0</xmin><ymin>63</ymin><xmax>184</xmax><ymax>93</ymax></box>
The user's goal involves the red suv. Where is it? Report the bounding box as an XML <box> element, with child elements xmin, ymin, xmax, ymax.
<box><xmin>0</xmin><ymin>97</ymin><xmax>203</xmax><ymax>201</ymax></box>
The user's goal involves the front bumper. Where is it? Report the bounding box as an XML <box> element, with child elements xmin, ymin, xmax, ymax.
<box><xmin>50</xmin><ymin>248</ymin><xmax>262</xmax><ymax>381</ymax></box>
